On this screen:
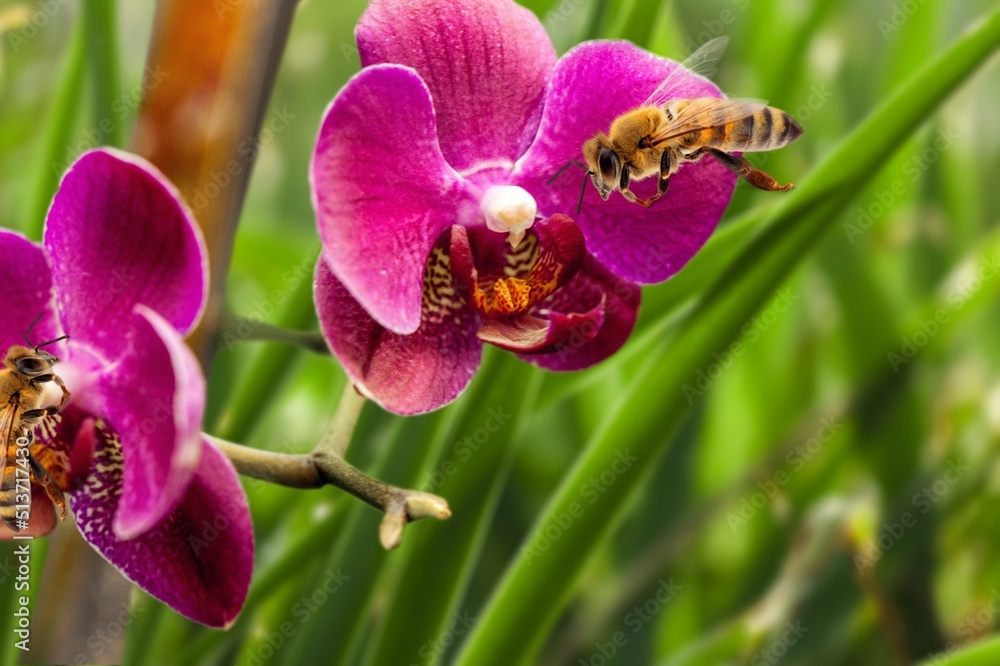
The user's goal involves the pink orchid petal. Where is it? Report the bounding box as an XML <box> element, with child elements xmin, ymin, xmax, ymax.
<box><xmin>511</xmin><ymin>41</ymin><xmax>736</xmax><ymax>284</ymax></box>
<box><xmin>0</xmin><ymin>231</ymin><xmax>62</xmax><ymax>355</ymax></box>
<box><xmin>312</xmin><ymin>64</ymin><xmax>478</xmax><ymax>334</ymax></box>
<box><xmin>523</xmin><ymin>256</ymin><xmax>641</xmax><ymax>371</ymax></box>
<box><xmin>97</xmin><ymin>306</ymin><xmax>205</xmax><ymax>540</ymax></box>
<box><xmin>478</xmin><ymin>303</ymin><xmax>604</xmax><ymax>354</ymax></box>
<box><xmin>44</xmin><ymin>149</ymin><xmax>207</xmax><ymax>359</ymax></box>
<box><xmin>72</xmin><ymin>428</ymin><xmax>253</xmax><ymax>628</ymax></box>
<box><xmin>357</xmin><ymin>0</ymin><xmax>556</xmax><ymax>173</ymax></box>
<box><xmin>315</xmin><ymin>256</ymin><xmax>483</xmax><ymax>415</ymax></box>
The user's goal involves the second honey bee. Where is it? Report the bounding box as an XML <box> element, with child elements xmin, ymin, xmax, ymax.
<box><xmin>0</xmin><ymin>316</ymin><xmax>71</xmax><ymax>533</ymax></box>
<box><xmin>557</xmin><ymin>38</ymin><xmax>803</xmax><ymax>210</ymax></box>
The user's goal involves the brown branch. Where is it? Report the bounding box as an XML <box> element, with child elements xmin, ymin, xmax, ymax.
<box><xmin>207</xmin><ymin>386</ymin><xmax>450</xmax><ymax>549</ymax></box>
<box><xmin>130</xmin><ymin>0</ymin><xmax>301</xmax><ymax>369</ymax></box>
<box><xmin>207</xmin><ymin>437</ymin><xmax>450</xmax><ymax>550</ymax></box>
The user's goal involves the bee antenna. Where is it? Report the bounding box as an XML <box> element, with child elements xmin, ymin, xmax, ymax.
<box><xmin>548</xmin><ymin>160</ymin><xmax>588</xmax><ymax>186</ymax></box>
<box><xmin>23</xmin><ymin>313</ymin><xmax>43</xmax><ymax>348</ymax></box>
<box><xmin>24</xmin><ymin>313</ymin><xmax>68</xmax><ymax>351</ymax></box>
<box><xmin>576</xmin><ymin>170</ymin><xmax>590</xmax><ymax>215</ymax></box>
<box><xmin>35</xmin><ymin>335</ymin><xmax>69</xmax><ymax>352</ymax></box>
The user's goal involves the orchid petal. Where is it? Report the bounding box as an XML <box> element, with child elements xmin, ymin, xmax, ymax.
<box><xmin>315</xmin><ymin>255</ymin><xmax>482</xmax><ymax>415</ymax></box>
<box><xmin>97</xmin><ymin>306</ymin><xmax>205</xmax><ymax>540</ymax></box>
<box><xmin>72</xmin><ymin>428</ymin><xmax>253</xmax><ymax>628</ymax></box>
<box><xmin>44</xmin><ymin>149</ymin><xmax>207</xmax><ymax>359</ymax></box>
<box><xmin>312</xmin><ymin>65</ymin><xmax>477</xmax><ymax>334</ymax></box>
<box><xmin>523</xmin><ymin>256</ymin><xmax>641</xmax><ymax>371</ymax></box>
<box><xmin>0</xmin><ymin>231</ymin><xmax>62</xmax><ymax>355</ymax></box>
<box><xmin>357</xmin><ymin>0</ymin><xmax>556</xmax><ymax>173</ymax></box>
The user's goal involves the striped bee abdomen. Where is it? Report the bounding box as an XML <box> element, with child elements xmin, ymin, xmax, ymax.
<box><xmin>706</xmin><ymin>106</ymin><xmax>803</xmax><ymax>152</ymax></box>
<box><xmin>0</xmin><ymin>431</ymin><xmax>28</xmax><ymax>531</ymax></box>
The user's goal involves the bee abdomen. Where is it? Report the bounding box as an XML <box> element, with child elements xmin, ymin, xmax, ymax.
<box><xmin>753</xmin><ymin>107</ymin><xmax>802</xmax><ymax>150</ymax></box>
<box><xmin>0</xmin><ymin>464</ymin><xmax>19</xmax><ymax>530</ymax></box>
<box><xmin>706</xmin><ymin>107</ymin><xmax>802</xmax><ymax>153</ymax></box>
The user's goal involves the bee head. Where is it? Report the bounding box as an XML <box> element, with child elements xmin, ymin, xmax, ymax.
<box><xmin>4</xmin><ymin>345</ymin><xmax>58</xmax><ymax>376</ymax></box>
<box><xmin>583</xmin><ymin>135</ymin><xmax>621</xmax><ymax>201</ymax></box>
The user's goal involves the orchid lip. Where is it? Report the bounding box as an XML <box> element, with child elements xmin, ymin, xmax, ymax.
<box><xmin>481</xmin><ymin>185</ymin><xmax>537</xmax><ymax>249</ymax></box>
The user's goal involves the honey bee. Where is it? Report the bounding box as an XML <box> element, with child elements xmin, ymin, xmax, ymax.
<box><xmin>0</xmin><ymin>316</ymin><xmax>70</xmax><ymax>532</ymax></box>
<box><xmin>553</xmin><ymin>38</ymin><xmax>803</xmax><ymax>211</ymax></box>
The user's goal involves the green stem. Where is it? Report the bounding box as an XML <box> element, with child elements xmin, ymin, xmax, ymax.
<box><xmin>216</xmin><ymin>312</ymin><xmax>329</xmax><ymax>355</ymax></box>
<box><xmin>24</xmin><ymin>15</ymin><xmax>86</xmax><ymax>239</ymax></box>
<box><xmin>83</xmin><ymin>0</ymin><xmax>121</xmax><ymax>147</ymax></box>
<box><xmin>212</xmin><ymin>274</ymin><xmax>316</xmax><ymax>442</ymax></box>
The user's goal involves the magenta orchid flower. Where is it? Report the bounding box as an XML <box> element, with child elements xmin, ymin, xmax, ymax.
<box><xmin>312</xmin><ymin>0</ymin><xmax>737</xmax><ymax>415</ymax></box>
<box><xmin>0</xmin><ymin>149</ymin><xmax>252</xmax><ymax>628</ymax></box>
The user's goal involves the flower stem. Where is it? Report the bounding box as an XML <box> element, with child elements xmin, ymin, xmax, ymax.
<box><xmin>208</xmin><ymin>384</ymin><xmax>449</xmax><ymax>550</ymax></box>
<box><xmin>209</xmin><ymin>435</ymin><xmax>450</xmax><ymax>550</ymax></box>
<box><xmin>216</xmin><ymin>311</ymin><xmax>330</xmax><ymax>354</ymax></box>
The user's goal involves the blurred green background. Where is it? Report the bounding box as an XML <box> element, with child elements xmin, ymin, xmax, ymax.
<box><xmin>1</xmin><ymin>0</ymin><xmax>1000</xmax><ymax>664</ymax></box>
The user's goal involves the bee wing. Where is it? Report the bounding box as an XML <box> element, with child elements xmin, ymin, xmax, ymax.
<box><xmin>642</xmin><ymin>36</ymin><xmax>730</xmax><ymax>110</ymax></box>
<box><xmin>0</xmin><ymin>403</ymin><xmax>22</xmax><ymax>530</ymax></box>
<box><xmin>649</xmin><ymin>97</ymin><xmax>770</xmax><ymax>146</ymax></box>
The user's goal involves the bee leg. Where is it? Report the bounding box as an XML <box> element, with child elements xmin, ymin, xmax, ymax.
<box><xmin>656</xmin><ymin>150</ymin><xmax>672</xmax><ymax>197</ymax></box>
<box><xmin>28</xmin><ymin>453</ymin><xmax>67</xmax><ymax>520</ymax></box>
<box><xmin>31</xmin><ymin>373</ymin><xmax>70</xmax><ymax>412</ymax></box>
<box><xmin>616</xmin><ymin>188</ymin><xmax>652</xmax><ymax>208</ymax></box>
<box><xmin>706</xmin><ymin>149</ymin><xmax>793</xmax><ymax>191</ymax></box>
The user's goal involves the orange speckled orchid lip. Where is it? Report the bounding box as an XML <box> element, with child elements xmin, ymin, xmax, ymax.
<box><xmin>447</xmin><ymin>214</ymin><xmax>586</xmax><ymax>319</ymax></box>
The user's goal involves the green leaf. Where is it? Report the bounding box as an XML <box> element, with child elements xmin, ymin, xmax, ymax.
<box><xmin>918</xmin><ymin>634</ymin><xmax>1000</xmax><ymax>666</ymax></box>
<box><xmin>83</xmin><ymin>0</ymin><xmax>122</xmax><ymax>147</ymax></box>
<box><xmin>23</xmin><ymin>15</ymin><xmax>86</xmax><ymax>239</ymax></box>
<box><xmin>363</xmin><ymin>356</ymin><xmax>540</xmax><ymax>666</ymax></box>
<box><xmin>453</xmin><ymin>8</ymin><xmax>1000</xmax><ymax>664</ymax></box>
